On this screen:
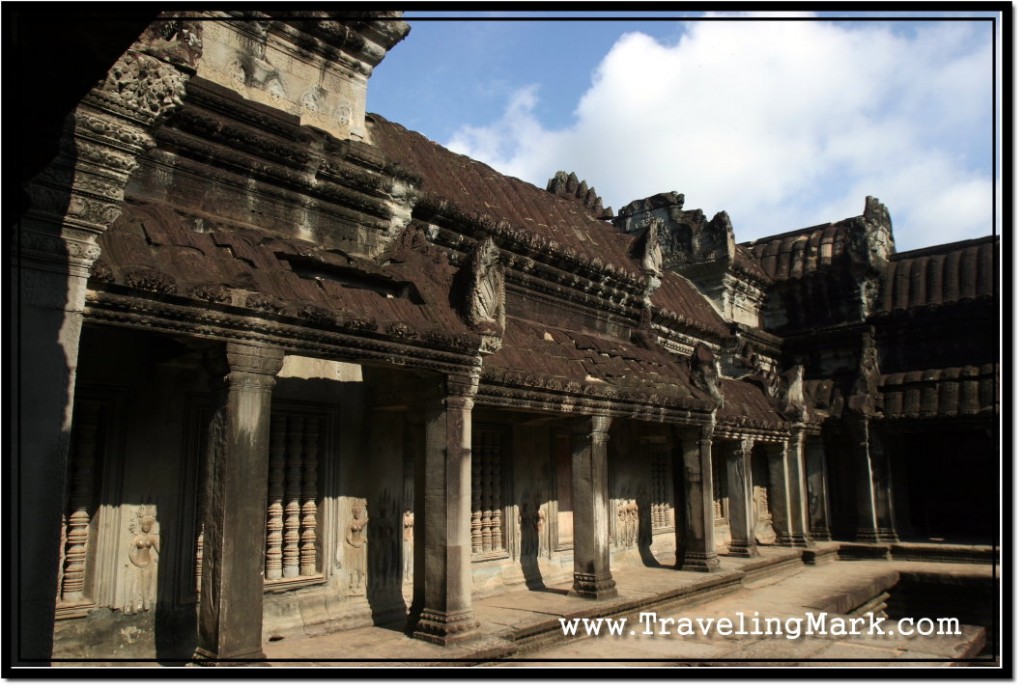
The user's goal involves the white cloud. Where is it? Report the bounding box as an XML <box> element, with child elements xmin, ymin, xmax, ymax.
<box><xmin>444</xmin><ymin>20</ymin><xmax>995</xmax><ymax>251</ymax></box>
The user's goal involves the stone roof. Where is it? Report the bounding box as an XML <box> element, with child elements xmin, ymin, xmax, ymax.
<box><xmin>368</xmin><ymin>114</ymin><xmax>733</xmax><ymax>341</ymax></box>
<box><xmin>718</xmin><ymin>378</ymin><xmax>789</xmax><ymax>431</ymax></box>
<box><xmin>742</xmin><ymin>221</ymin><xmax>857</xmax><ymax>281</ymax></box>
<box><xmin>93</xmin><ymin>202</ymin><xmax>476</xmax><ymax>347</ymax></box>
<box><xmin>482</xmin><ymin>318</ymin><xmax>717</xmax><ymax>411</ymax></box>
<box><xmin>878</xmin><ymin>236</ymin><xmax>996</xmax><ymax>313</ymax></box>
<box><xmin>879</xmin><ymin>364</ymin><xmax>997</xmax><ymax>418</ymax></box>
<box><xmin>368</xmin><ymin>114</ymin><xmax>640</xmax><ymax>275</ymax></box>
<box><xmin>649</xmin><ymin>272</ymin><xmax>732</xmax><ymax>339</ymax></box>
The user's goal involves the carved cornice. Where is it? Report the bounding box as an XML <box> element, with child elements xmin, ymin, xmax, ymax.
<box><xmin>84</xmin><ymin>290</ymin><xmax>483</xmax><ymax>376</ymax></box>
<box><xmin>418</xmin><ymin>200</ymin><xmax>645</xmax><ymax>292</ymax></box>
<box><xmin>476</xmin><ymin>380</ymin><xmax>714</xmax><ymax>426</ymax></box>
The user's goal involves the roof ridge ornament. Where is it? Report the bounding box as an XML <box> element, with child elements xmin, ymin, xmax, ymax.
<box><xmin>546</xmin><ymin>171</ymin><xmax>614</xmax><ymax>220</ymax></box>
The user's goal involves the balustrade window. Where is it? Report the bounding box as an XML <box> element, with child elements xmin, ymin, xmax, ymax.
<box><xmin>265</xmin><ymin>411</ymin><xmax>326</xmax><ymax>582</ymax></box>
<box><xmin>56</xmin><ymin>399</ymin><xmax>104</xmax><ymax>615</ymax></box>
<box><xmin>650</xmin><ymin>446</ymin><xmax>673</xmax><ymax>532</ymax></box>
<box><xmin>471</xmin><ymin>426</ymin><xmax>509</xmax><ymax>558</ymax></box>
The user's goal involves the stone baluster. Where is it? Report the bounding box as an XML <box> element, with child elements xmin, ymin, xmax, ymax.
<box><xmin>283</xmin><ymin>416</ymin><xmax>303</xmax><ymax>578</ymax></box>
<box><xmin>265</xmin><ymin>415</ymin><xmax>286</xmax><ymax>580</ymax></box>
<box><xmin>59</xmin><ymin>401</ymin><xmax>101</xmax><ymax>603</ymax></box>
<box><xmin>470</xmin><ymin>440</ymin><xmax>483</xmax><ymax>554</ymax></box>
<box><xmin>300</xmin><ymin>418</ymin><xmax>320</xmax><ymax>576</ymax></box>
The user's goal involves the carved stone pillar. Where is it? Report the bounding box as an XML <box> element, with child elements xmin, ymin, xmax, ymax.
<box><xmin>15</xmin><ymin>22</ymin><xmax>199</xmax><ymax>663</ymax></box>
<box><xmin>676</xmin><ymin>424</ymin><xmax>720</xmax><ymax>572</ymax></box>
<box><xmin>569</xmin><ymin>416</ymin><xmax>617</xmax><ymax>599</ymax></box>
<box><xmin>850</xmin><ymin>417</ymin><xmax>899</xmax><ymax>543</ymax></box>
<box><xmin>194</xmin><ymin>342</ymin><xmax>284</xmax><ymax>663</ymax></box>
<box><xmin>725</xmin><ymin>438</ymin><xmax>758</xmax><ymax>558</ymax></box>
<box><xmin>411</xmin><ymin>372</ymin><xmax>480</xmax><ymax>645</ymax></box>
<box><xmin>805</xmin><ymin>435</ymin><xmax>832</xmax><ymax>541</ymax></box>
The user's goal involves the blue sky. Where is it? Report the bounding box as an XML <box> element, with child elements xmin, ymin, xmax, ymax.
<box><xmin>367</xmin><ymin>11</ymin><xmax>1000</xmax><ymax>252</ymax></box>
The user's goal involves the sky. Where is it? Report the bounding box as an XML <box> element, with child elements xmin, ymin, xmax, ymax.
<box><xmin>367</xmin><ymin>11</ymin><xmax>1001</xmax><ymax>253</ymax></box>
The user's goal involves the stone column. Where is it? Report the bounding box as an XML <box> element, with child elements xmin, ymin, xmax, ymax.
<box><xmin>15</xmin><ymin>230</ymin><xmax>101</xmax><ymax>664</ymax></box>
<box><xmin>569</xmin><ymin>415</ymin><xmax>617</xmax><ymax>599</ymax></box>
<box><xmin>194</xmin><ymin>342</ymin><xmax>284</xmax><ymax>662</ymax></box>
<box><xmin>851</xmin><ymin>418</ymin><xmax>899</xmax><ymax>543</ymax></box>
<box><xmin>14</xmin><ymin>23</ymin><xmax>198</xmax><ymax>663</ymax></box>
<box><xmin>676</xmin><ymin>424</ymin><xmax>720</xmax><ymax>572</ymax></box>
<box><xmin>411</xmin><ymin>373</ymin><xmax>480</xmax><ymax>645</ymax></box>
<box><xmin>766</xmin><ymin>442</ymin><xmax>798</xmax><ymax>547</ymax></box>
<box><xmin>805</xmin><ymin>435</ymin><xmax>832</xmax><ymax>541</ymax></box>
<box><xmin>785</xmin><ymin>427</ymin><xmax>814</xmax><ymax>548</ymax></box>
<box><xmin>725</xmin><ymin>438</ymin><xmax>758</xmax><ymax>557</ymax></box>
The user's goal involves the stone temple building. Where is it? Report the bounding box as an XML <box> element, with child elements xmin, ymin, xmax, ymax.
<box><xmin>13</xmin><ymin>12</ymin><xmax>998</xmax><ymax>663</ymax></box>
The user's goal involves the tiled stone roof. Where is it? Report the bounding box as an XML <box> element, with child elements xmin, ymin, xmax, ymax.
<box><xmin>879</xmin><ymin>236</ymin><xmax>996</xmax><ymax>313</ymax></box>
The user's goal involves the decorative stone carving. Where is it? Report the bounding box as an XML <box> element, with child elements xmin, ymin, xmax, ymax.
<box><xmin>862</xmin><ymin>196</ymin><xmax>894</xmax><ymax>273</ymax></box>
<box><xmin>536</xmin><ymin>504</ymin><xmax>549</xmax><ymax>558</ymax></box>
<box><xmin>753</xmin><ymin>486</ymin><xmax>777</xmax><ymax>545</ymax></box>
<box><xmin>137</xmin><ymin>19</ymin><xmax>204</xmax><ymax>69</ymax></box>
<box><xmin>849</xmin><ymin>331</ymin><xmax>881</xmax><ymax>416</ymax></box>
<box><xmin>402</xmin><ymin>510</ymin><xmax>414</xmax><ymax>584</ymax></box>
<box><xmin>370</xmin><ymin>489</ymin><xmax>399</xmax><ymax>592</ymax></box>
<box><xmin>338</xmin><ymin>498</ymin><xmax>369</xmax><ymax>596</ymax></box>
<box><xmin>778</xmin><ymin>364</ymin><xmax>808</xmax><ymax>421</ymax></box>
<box><xmin>461</xmin><ymin>236</ymin><xmax>506</xmax><ymax>336</ymax></box>
<box><xmin>125</xmin><ymin>505</ymin><xmax>160</xmax><ymax>614</ymax></box>
<box><xmin>689</xmin><ymin>343</ymin><xmax>723</xmax><ymax>407</ymax></box>
<box><xmin>91</xmin><ymin>51</ymin><xmax>190</xmax><ymax>125</ymax></box>
<box><xmin>614</xmin><ymin>498</ymin><xmax>639</xmax><ymax>548</ymax></box>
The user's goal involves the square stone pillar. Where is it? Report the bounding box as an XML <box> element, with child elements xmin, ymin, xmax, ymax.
<box><xmin>725</xmin><ymin>438</ymin><xmax>758</xmax><ymax>558</ymax></box>
<box><xmin>770</xmin><ymin>440</ymin><xmax>806</xmax><ymax>548</ymax></box>
<box><xmin>675</xmin><ymin>424</ymin><xmax>720</xmax><ymax>572</ymax></box>
<box><xmin>194</xmin><ymin>342</ymin><xmax>284</xmax><ymax>663</ymax></box>
<box><xmin>851</xmin><ymin>418</ymin><xmax>899</xmax><ymax>543</ymax></box>
<box><xmin>569</xmin><ymin>415</ymin><xmax>617</xmax><ymax>599</ymax></box>
<box><xmin>411</xmin><ymin>373</ymin><xmax>480</xmax><ymax>645</ymax></box>
<box><xmin>785</xmin><ymin>428</ymin><xmax>815</xmax><ymax>548</ymax></box>
<box><xmin>805</xmin><ymin>435</ymin><xmax>832</xmax><ymax>541</ymax></box>
<box><xmin>14</xmin><ymin>230</ymin><xmax>100</xmax><ymax>664</ymax></box>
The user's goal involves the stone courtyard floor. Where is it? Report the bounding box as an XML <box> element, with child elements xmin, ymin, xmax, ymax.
<box><xmin>258</xmin><ymin>544</ymin><xmax>997</xmax><ymax>669</ymax></box>
<box><xmin>45</xmin><ymin>543</ymin><xmax>997</xmax><ymax>671</ymax></box>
